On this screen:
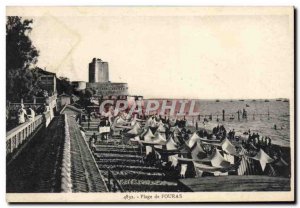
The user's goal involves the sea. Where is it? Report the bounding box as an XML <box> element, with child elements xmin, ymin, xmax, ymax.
<box><xmin>185</xmin><ymin>99</ymin><xmax>291</xmax><ymax>147</ymax></box>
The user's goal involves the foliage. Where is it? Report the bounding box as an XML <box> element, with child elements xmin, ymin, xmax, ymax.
<box><xmin>56</xmin><ymin>76</ymin><xmax>74</xmax><ymax>95</ymax></box>
<box><xmin>6</xmin><ymin>16</ymin><xmax>40</xmax><ymax>101</ymax></box>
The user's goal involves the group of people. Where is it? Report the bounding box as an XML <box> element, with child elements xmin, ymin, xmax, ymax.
<box><xmin>17</xmin><ymin>104</ymin><xmax>36</xmax><ymax>124</ymax></box>
<box><xmin>212</xmin><ymin>125</ymin><xmax>227</xmax><ymax>140</ymax></box>
<box><xmin>7</xmin><ymin>102</ymin><xmax>50</xmax><ymax>127</ymax></box>
<box><xmin>243</xmin><ymin>131</ymin><xmax>272</xmax><ymax>150</ymax></box>
<box><xmin>87</xmin><ymin>117</ymin><xmax>112</xmax><ymax>150</ymax></box>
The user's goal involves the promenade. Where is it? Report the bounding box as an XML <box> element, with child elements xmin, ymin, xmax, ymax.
<box><xmin>7</xmin><ymin>116</ymin><xmax>64</xmax><ymax>193</ymax></box>
<box><xmin>7</xmin><ymin>114</ymin><xmax>108</xmax><ymax>193</ymax></box>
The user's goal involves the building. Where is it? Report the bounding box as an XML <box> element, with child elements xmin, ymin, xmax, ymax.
<box><xmin>89</xmin><ymin>58</ymin><xmax>109</xmax><ymax>83</ymax></box>
<box><xmin>86</xmin><ymin>58</ymin><xmax>128</xmax><ymax>96</ymax></box>
<box><xmin>56</xmin><ymin>92</ymin><xmax>72</xmax><ymax>111</ymax></box>
<box><xmin>87</xmin><ymin>82</ymin><xmax>128</xmax><ymax>96</ymax></box>
<box><xmin>33</xmin><ymin>67</ymin><xmax>57</xmax><ymax>94</ymax></box>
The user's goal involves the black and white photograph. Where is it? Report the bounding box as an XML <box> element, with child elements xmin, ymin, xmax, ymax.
<box><xmin>5</xmin><ymin>6</ymin><xmax>294</xmax><ymax>202</ymax></box>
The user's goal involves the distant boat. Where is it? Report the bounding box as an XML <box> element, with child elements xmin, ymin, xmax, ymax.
<box><xmin>265</xmin><ymin>99</ymin><xmax>269</xmax><ymax>102</ymax></box>
<box><xmin>252</xmin><ymin>99</ymin><xmax>256</xmax><ymax>102</ymax></box>
<box><xmin>246</xmin><ymin>104</ymin><xmax>250</xmax><ymax>107</ymax></box>
<box><xmin>283</xmin><ymin>99</ymin><xmax>289</xmax><ymax>102</ymax></box>
<box><xmin>216</xmin><ymin>99</ymin><xmax>220</xmax><ymax>102</ymax></box>
<box><xmin>239</xmin><ymin>99</ymin><xmax>244</xmax><ymax>101</ymax></box>
<box><xmin>276</xmin><ymin>99</ymin><xmax>282</xmax><ymax>101</ymax></box>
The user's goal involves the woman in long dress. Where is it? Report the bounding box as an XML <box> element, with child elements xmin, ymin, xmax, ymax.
<box><xmin>18</xmin><ymin>104</ymin><xmax>27</xmax><ymax>124</ymax></box>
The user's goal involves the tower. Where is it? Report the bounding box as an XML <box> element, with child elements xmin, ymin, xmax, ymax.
<box><xmin>89</xmin><ymin>58</ymin><xmax>109</xmax><ymax>83</ymax></box>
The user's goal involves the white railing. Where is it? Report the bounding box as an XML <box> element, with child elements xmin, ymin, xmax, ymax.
<box><xmin>6</xmin><ymin>115</ymin><xmax>43</xmax><ymax>155</ymax></box>
<box><xmin>44</xmin><ymin>111</ymin><xmax>51</xmax><ymax>127</ymax></box>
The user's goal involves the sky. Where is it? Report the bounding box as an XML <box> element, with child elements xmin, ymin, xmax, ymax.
<box><xmin>8</xmin><ymin>7</ymin><xmax>294</xmax><ymax>99</ymax></box>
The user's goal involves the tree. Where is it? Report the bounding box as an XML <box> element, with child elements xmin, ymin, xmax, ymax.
<box><xmin>6</xmin><ymin>16</ymin><xmax>39</xmax><ymax>101</ymax></box>
<box><xmin>56</xmin><ymin>76</ymin><xmax>73</xmax><ymax>95</ymax></box>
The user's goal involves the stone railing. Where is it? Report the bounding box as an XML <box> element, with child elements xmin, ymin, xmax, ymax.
<box><xmin>6</xmin><ymin>115</ymin><xmax>43</xmax><ymax>156</ymax></box>
<box><xmin>44</xmin><ymin>111</ymin><xmax>51</xmax><ymax>127</ymax></box>
<box><xmin>8</xmin><ymin>92</ymin><xmax>57</xmax><ymax>109</ymax></box>
<box><xmin>61</xmin><ymin>115</ymin><xmax>72</xmax><ymax>192</ymax></box>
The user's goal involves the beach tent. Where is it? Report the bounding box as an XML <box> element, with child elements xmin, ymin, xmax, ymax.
<box><xmin>191</xmin><ymin>141</ymin><xmax>207</xmax><ymax>160</ymax></box>
<box><xmin>172</xmin><ymin>134</ymin><xmax>181</xmax><ymax>144</ymax></box>
<box><xmin>186</xmin><ymin>132</ymin><xmax>201</xmax><ymax>148</ymax></box>
<box><xmin>221</xmin><ymin>138</ymin><xmax>237</xmax><ymax>155</ymax></box>
<box><xmin>250</xmin><ymin>148</ymin><xmax>274</xmax><ymax>171</ymax></box>
<box><xmin>157</xmin><ymin>124</ymin><xmax>166</xmax><ymax>133</ymax></box>
<box><xmin>153</xmin><ymin>132</ymin><xmax>167</xmax><ymax>142</ymax></box>
<box><xmin>170</xmin><ymin>126</ymin><xmax>181</xmax><ymax>134</ymax></box>
<box><xmin>141</xmin><ymin>128</ymin><xmax>154</xmax><ymax>156</ymax></box>
<box><xmin>143</xmin><ymin>128</ymin><xmax>155</xmax><ymax>142</ymax></box>
<box><xmin>210</xmin><ymin>149</ymin><xmax>231</xmax><ymax>168</ymax></box>
<box><xmin>264</xmin><ymin>157</ymin><xmax>289</xmax><ymax>177</ymax></box>
<box><xmin>127</xmin><ymin>122</ymin><xmax>142</xmax><ymax>135</ymax></box>
<box><xmin>152</xmin><ymin>132</ymin><xmax>167</xmax><ymax>149</ymax></box>
<box><xmin>129</xmin><ymin>135</ymin><xmax>141</xmax><ymax>142</ymax></box>
<box><xmin>223</xmin><ymin>153</ymin><xmax>235</xmax><ymax>164</ymax></box>
<box><xmin>237</xmin><ymin>156</ymin><xmax>249</xmax><ymax>175</ymax></box>
<box><xmin>166</xmin><ymin>136</ymin><xmax>178</xmax><ymax>151</ymax></box>
<box><xmin>275</xmin><ymin>157</ymin><xmax>289</xmax><ymax>167</ymax></box>
<box><xmin>140</xmin><ymin>128</ymin><xmax>149</xmax><ymax>139</ymax></box>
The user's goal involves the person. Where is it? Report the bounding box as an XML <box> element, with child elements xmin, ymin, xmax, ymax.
<box><xmin>87</xmin><ymin>116</ymin><xmax>90</xmax><ymax>130</ymax></box>
<box><xmin>18</xmin><ymin>104</ymin><xmax>27</xmax><ymax>124</ymax></box>
<box><xmin>268</xmin><ymin>137</ymin><xmax>272</xmax><ymax>146</ymax></box>
<box><xmin>104</xmin><ymin>119</ymin><xmax>111</xmax><ymax>140</ymax></box>
<box><xmin>91</xmin><ymin>132</ymin><xmax>97</xmax><ymax>144</ymax></box>
<box><xmin>75</xmin><ymin>114</ymin><xmax>80</xmax><ymax>123</ymax></box>
<box><xmin>89</xmin><ymin>135</ymin><xmax>94</xmax><ymax>147</ymax></box>
<box><xmin>88</xmin><ymin>112</ymin><xmax>91</xmax><ymax>122</ymax></box>
<box><xmin>28</xmin><ymin>107</ymin><xmax>35</xmax><ymax>121</ymax></box>
<box><xmin>79</xmin><ymin>113</ymin><xmax>82</xmax><ymax>125</ymax></box>
<box><xmin>91</xmin><ymin>140</ymin><xmax>96</xmax><ymax>152</ymax></box>
<box><xmin>228</xmin><ymin>130</ymin><xmax>232</xmax><ymax>139</ymax></box>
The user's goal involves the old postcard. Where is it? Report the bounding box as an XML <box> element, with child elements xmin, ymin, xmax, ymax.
<box><xmin>6</xmin><ymin>6</ymin><xmax>294</xmax><ymax>202</ymax></box>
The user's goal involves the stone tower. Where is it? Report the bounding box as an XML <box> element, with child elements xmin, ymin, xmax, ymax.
<box><xmin>88</xmin><ymin>58</ymin><xmax>109</xmax><ymax>83</ymax></box>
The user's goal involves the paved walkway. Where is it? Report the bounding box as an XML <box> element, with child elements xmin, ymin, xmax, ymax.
<box><xmin>7</xmin><ymin>116</ymin><xmax>65</xmax><ymax>193</ymax></box>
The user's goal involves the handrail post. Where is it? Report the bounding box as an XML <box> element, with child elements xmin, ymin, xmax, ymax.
<box><xmin>113</xmin><ymin>181</ymin><xmax>117</xmax><ymax>192</ymax></box>
<box><xmin>107</xmin><ymin>170</ymin><xmax>111</xmax><ymax>191</ymax></box>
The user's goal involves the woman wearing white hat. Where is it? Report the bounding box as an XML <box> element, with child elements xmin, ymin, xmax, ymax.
<box><xmin>18</xmin><ymin>104</ymin><xmax>27</xmax><ymax>124</ymax></box>
<box><xmin>28</xmin><ymin>107</ymin><xmax>35</xmax><ymax>121</ymax></box>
